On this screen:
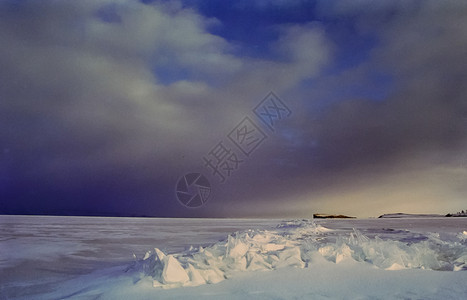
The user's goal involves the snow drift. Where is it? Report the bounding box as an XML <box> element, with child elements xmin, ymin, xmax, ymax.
<box><xmin>132</xmin><ymin>220</ymin><xmax>467</xmax><ymax>289</ymax></box>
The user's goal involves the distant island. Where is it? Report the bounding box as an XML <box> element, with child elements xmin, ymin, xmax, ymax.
<box><xmin>313</xmin><ymin>213</ymin><xmax>356</xmax><ymax>219</ymax></box>
<box><xmin>379</xmin><ymin>212</ymin><xmax>467</xmax><ymax>218</ymax></box>
<box><xmin>445</xmin><ymin>210</ymin><xmax>467</xmax><ymax>217</ymax></box>
<box><xmin>378</xmin><ymin>213</ymin><xmax>444</xmax><ymax>218</ymax></box>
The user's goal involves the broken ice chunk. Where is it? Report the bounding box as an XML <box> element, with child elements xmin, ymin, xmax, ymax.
<box><xmin>161</xmin><ymin>255</ymin><xmax>189</xmax><ymax>284</ymax></box>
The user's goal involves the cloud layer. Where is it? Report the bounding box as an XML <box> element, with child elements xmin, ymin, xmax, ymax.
<box><xmin>1</xmin><ymin>0</ymin><xmax>466</xmax><ymax>217</ymax></box>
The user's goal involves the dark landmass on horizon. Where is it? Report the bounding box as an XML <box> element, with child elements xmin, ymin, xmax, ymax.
<box><xmin>313</xmin><ymin>214</ymin><xmax>356</xmax><ymax>219</ymax></box>
<box><xmin>379</xmin><ymin>212</ymin><xmax>467</xmax><ymax>218</ymax></box>
<box><xmin>378</xmin><ymin>213</ymin><xmax>444</xmax><ymax>218</ymax></box>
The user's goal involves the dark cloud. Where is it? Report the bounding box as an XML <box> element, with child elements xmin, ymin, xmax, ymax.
<box><xmin>313</xmin><ymin>0</ymin><xmax>467</xmax><ymax>168</ymax></box>
<box><xmin>196</xmin><ymin>0</ymin><xmax>467</xmax><ymax>217</ymax></box>
<box><xmin>237</xmin><ymin>0</ymin><xmax>467</xmax><ymax>216</ymax></box>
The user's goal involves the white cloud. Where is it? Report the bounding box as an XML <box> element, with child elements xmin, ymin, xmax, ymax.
<box><xmin>274</xmin><ymin>23</ymin><xmax>332</xmax><ymax>79</ymax></box>
<box><xmin>0</xmin><ymin>1</ymin><xmax>221</xmax><ymax>175</ymax></box>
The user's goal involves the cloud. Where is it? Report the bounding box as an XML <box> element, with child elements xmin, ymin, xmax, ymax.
<box><xmin>251</xmin><ymin>0</ymin><xmax>467</xmax><ymax>216</ymax></box>
<box><xmin>0</xmin><ymin>0</ymin><xmax>244</xmax><ymax>191</ymax></box>
<box><xmin>317</xmin><ymin>0</ymin><xmax>467</xmax><ymax>161</ymax></box>
<box><xmin>274</xmin><ymin>23</ymin><xmax>332</xmax><ymax>79</ymax></box>
<box><xmin>0</xmin><ymin>0</ymin><xmax>333</xmax><ymax>216</ymax></box>
<box><xmin>188</xmin><ymin>0</ymin><xmax>467</xmax><ymax>218</ymax></box>
<box><xmin>4</xmin><ymin>0</ymin><xmax>464</xmax><ymax>218</ymax></box>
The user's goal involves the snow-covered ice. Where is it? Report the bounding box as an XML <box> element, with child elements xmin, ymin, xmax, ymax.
<box><xmin>1</xmin><ymin>216</ymin><xmax>466</xmax><ymax>299</ymax></box>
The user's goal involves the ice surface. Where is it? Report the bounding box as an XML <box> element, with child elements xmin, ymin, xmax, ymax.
<box><xmin>2</xmin><ymin>216</ymin><xmax>466</xmax><ymax>299</ymax></box>
<box><xmin>458</xmin><ymin>230</ymin><xmax>467</xmax><ymax>241</ymax></box>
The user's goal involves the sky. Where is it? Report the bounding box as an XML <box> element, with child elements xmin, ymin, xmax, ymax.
<box><xmin>1</xmin><ymin>0</ymin><xmax>466</xmax><ymax>218</ymax></box>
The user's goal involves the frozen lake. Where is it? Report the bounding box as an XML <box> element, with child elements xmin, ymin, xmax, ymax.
<box><xmin>1</xmin><ymin>215</ymin><xmax>466</xmax><ymax>299</ymax></box>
